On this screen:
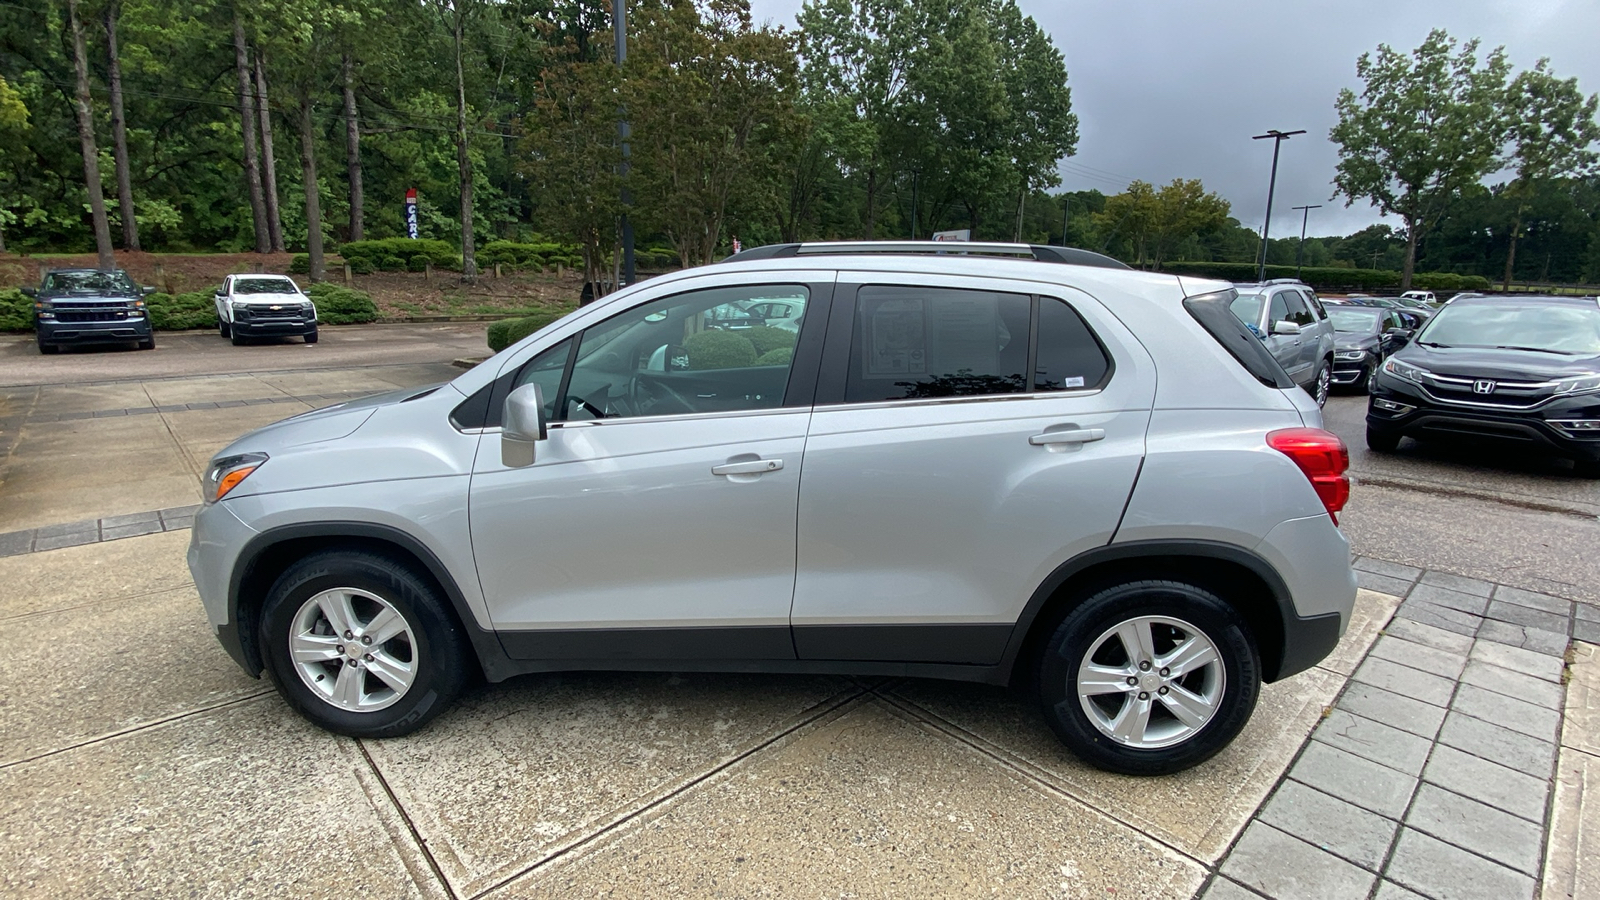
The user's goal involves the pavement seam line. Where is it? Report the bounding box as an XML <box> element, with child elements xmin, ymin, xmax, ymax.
<box><xmin>0</xmin><ymin>689</ymin><xmax>276</xmax><ymax>771</ymax></box>
<box><xmin>0</xmin><ymin>358</ymin><xmax>464</xmax><ymax>390</ymax></box>
<box><xmin>869</xmin><ymin>687</ymin><xmax>1208</xmax><ymax>869</ymax></box>
<box><xmin>465</xmin><ymin>686</ymin><xmax>869</xmax><ymax>900</ymax></box>
<box><xmin>0</xmin><ymin>582</ymin><xmax>196</xmax><ymax>624</ymax></box>
<box><xmin>354</xmin><ymin>739</ymin><xmax>460</xmax><ymax>900</ymax></box>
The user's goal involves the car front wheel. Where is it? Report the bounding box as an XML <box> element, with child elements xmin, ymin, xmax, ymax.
<box><xmin>1037</xmin><ymin>580</ymin><xmax>1260</xmax><ymax>775</ymax></box>
<box><xmin>219</xmin><ymin>320</ymin><xmax>231</xmax><ymax>338</ymax></box>
<box><xmin>259</xmin><ymin>550</ymin><xmax>468</xmax><ymax>738</ymax></box>
<box><xmin>1308</xmin><ymin>362</ymin><xmax>1331</xmax><ymax>407</ymax></box>
<box><xmin>1366</xmin><ymin>427</ymin><xmax>1401</xmax><ymax>452</ymax></box>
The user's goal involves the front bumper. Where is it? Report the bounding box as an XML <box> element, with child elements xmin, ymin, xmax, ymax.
<box><xmin>1367</xmin><ymin>376</ymin><xmax>1600</xmax><ymax>463</ymax></box>
<box><xmin>232</xmin><ymin>316</ymin><xmax>316</xmax><ymax>337</ymax></box>
<box><xmin>36</xmin><ymin>317</ymin><xmax>152</xmax><ymax>345</ymax></box>
<box><xmin>1331</xmin><ymin>355</ymin><xmax>1372</xmax><ymax>386</ymax></box>
<box><xmin>187</xmin><ymin>501</ymin><xmax>261</xmax><ymax>674</ymax></box>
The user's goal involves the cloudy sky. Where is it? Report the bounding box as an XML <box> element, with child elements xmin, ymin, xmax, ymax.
<box><xmin>746</xmin><ymin>0</ymin><xmax>1600</xmax><ymax>239</ymax></box>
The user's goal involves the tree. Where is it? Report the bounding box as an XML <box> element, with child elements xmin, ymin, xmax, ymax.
<box><xmin>254</xmin><ymin>49</ymin><xmax>285</xmax><ymax>252</ymax></box>
<box><xmin>1500</xmin><ymin>60</ymin><xmax>1599</xmax><ymax>287</ymax></box>
<box><xmin>103</xmin><ymin>0</ymin><xmax>137</xmax><ymax>250</ymax></box>
<box><xmin>66</xmin><ymin>0</ymin><xmax>114</xmax><ymax>270</ymax></box>
<box><xmin>0</xmin><ymin>74</ymin><xmax>28</xmax><ymax>252</ymax></box>
<box><xmin>231</xmin><ymin>6</ymin><xmax>270</xmax><ymax>253</ymax></box>
<box><xmin>1148</xmin><ymin>178</ymin><xmax>1229</xmax><ymax>268</ymax></box>
<box><xmin>341</xmin><ymin>53</ymin><xmax>363</xmax><ymax>242</ymax></box>
<box><xmin>1330</xmin><ymin>29</ymin><xmax>1510</xmax><ymax>290</ymax></box>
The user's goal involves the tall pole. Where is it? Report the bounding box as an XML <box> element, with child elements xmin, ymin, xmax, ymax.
<box><xmin>1253</xmin><ymin>129</ymin><xmax>1304</xmax><ymax>282</ymax></box>
<box><xmin>1292</xmin><ymin>203</ymin><xmax>1321</xmax><ymax>278</ymax></box>
<box><xmin>1061</xmin><ymin>196</ymin><xmax>1069</xmax><ymax>246</ymax></box>
<box><xmin>615</xmin><ymin>0</ymin><xmax>635</xmax><ymax>285</ymax></box>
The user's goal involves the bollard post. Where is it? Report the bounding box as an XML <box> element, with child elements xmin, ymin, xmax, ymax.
<box><xmin>153</xmin><ymin>263</ymin><xmax>169</xmax><ymax>293</ymax></box>
<box><xmin>425</xmin><ymin>261</ymin><xmax>433</xmax><ymax>283</ymax></box>
<box><xmin>343</xmin><ymin>264</ymin><xmax>352</xmax><ymax>286</ymax></box>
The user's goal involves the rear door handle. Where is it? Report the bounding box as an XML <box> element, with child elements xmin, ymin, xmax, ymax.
<box><xmin>1029</xmin><ymin>428</ymin><xmax>1105</xmax><ymax>446</ymax></box>
<box><xmin>712</xmin><ymin>458</ymin><xmax>784</xmax><ymax>476</ymax></box>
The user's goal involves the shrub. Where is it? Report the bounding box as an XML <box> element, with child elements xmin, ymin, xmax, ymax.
<box><xmin>0</xmin><ymin>288</ymin><xmax>31</xmax><ymax>332</ymax></box>
<box><xmin>1158</xmin><ymin>261</ymin><xmax>1495</xmax><ymax>295</ymax></box>
<box><xmin>485</xmin><ymin>305</ymin><xmax>578</xmax><ymax>352</ymax></box>
<box><xmin>305</xmin><ymin>283</ymin><xmax>380</xmax><ymax>325</ymax></box>
<box><xmin>480</xmin><ymin>240</ymin><xmax>577</xmax><ymax>268</ymax></box>
<box><xmin>380</xmin><ymin>255</ymin><xmax>407</xmax><ymax>272</ymax></box>
<box><xmin>347</xmin><ymin>257</ymin><xmax>375</xmax><ymax>275</ymax></box>
<box><xmin>147</xmin><ymin>290</ymin><xmax>218</xmax><ymax>330</ymax></box>
<box><xmin>743</xmin><ymin>325</ymin><xmax>796</xmax><ymax>357</ymax></box>
<box><xmin>289</xmin><ymin>254</ymin><xmax>310</xmax><ymax>274</ymax></box>
<box><xmin>755</xmin><ymin>346</ymin><xmax>793</xmax><ymax>366</ymax></box>
<box><xmin>339</xmin><ymin>238</ymin><xmax>457</xmax><ymax>268</ymax></box>
<box><xmin>684</xmin><ymin>330</ymin><xmax>756</xmax><ymax>370</ymax></box>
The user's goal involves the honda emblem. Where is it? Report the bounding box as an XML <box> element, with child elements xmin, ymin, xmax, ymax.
<box><xmin>1473</xmin><ymin>379</ymin><xmax>1496</xmax><ymax>394</ymax></box>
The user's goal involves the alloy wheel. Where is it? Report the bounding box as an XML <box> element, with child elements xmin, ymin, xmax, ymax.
<box><xmin>288</xmin><ymin>587</ymin><xmax>417</xmax><ymax>712</ymax></box>
<box><xmin>1076</xmin><ymin>615</ymin><xmax>1226</xmax><ymax>749</ymax></box>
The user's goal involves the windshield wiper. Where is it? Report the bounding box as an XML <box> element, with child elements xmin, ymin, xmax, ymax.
<box><xmin>1416</xmin><ymin>341</ymin><xmax>1449</xmax><ymax>348</ymax></box>
<box><xmin>1493</xmin><ymin>345</ymin><xmax>1574</xmax><ymax>355</ymax></box>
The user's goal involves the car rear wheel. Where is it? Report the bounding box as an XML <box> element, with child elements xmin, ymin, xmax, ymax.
<box><xmin>1036</xmin><ymin>580</ymin><xmax>1260</xmax><ymax>775</ymax></box>
<box><xmin>259</xmin><ymin>550</ymin><xmax>468</xmax><ymax>738</ymax></box>
<box><xmin>1366</xmin><ymin>427</ymin><xmax>1400</xmax><ymax>452</ymax></box>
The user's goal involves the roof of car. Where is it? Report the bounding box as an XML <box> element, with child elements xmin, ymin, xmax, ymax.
<box><xmin>1448</xmin><ymin>294</ymin><xmax>1598</xmax><ymax>306</ymax></box>
<box><xmin>723</xmin><ymin>241</ymin><xmax>1131</xmax><ymax>271</ymax></box>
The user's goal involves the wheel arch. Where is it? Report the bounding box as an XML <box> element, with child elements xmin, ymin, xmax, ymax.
<box><xmin>228</xmin><ymin>522</ymin><xmax>515</xmax><ymax>681</ymax></box>
<box><xmin>1001</xmin><ymin>540</ymin><xmax>1300</xmax><ymax>688</ymax></box>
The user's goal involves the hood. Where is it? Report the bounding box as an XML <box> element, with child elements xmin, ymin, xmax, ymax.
<box><xmin>1397</xmin><ymin>344</ymin><xmax>1600</xmax><ymax>381</ymax></box>
<box><xmin>221</xmin><ymin>383</ymin><xmax>444</xmax><ymax>453</ymax></box>
<box><xmin>1334</xmin><ymin>332</ymin><xmax>1379</xmax><ymax>351</ymax></box>
<box><xmin>39</xmin><ymin>291</ymin><xmax>138</xmax><ymax>302</ymax></box>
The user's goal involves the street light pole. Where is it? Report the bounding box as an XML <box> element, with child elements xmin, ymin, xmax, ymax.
<box><xmin>614</xmin><ymin>0</ymin><xmax>634</xmax><ymax>287</ymax></box>
<box><xmin>1253</xmin><ymin>129</ymin><xmax>1304</xmax><ymax>282</ymax></box>
<box><xmin>1292</xmin><ymin>204</ymin><xmax>1322</xmax><ymax>278</ymax></box>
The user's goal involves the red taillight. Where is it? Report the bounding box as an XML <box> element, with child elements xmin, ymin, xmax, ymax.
<box><xmin>1267</xmin><ymin>428</ymin><xmax>1350</xmax><ymax>522</ymax></box>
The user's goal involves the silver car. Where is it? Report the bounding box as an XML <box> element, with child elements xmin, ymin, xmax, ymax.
<box><xmin>1230</xmin><ymin>280</ymin><xmax>1337</xmax><ymax>406</ymax></box>
<box><xmin>189</xmin><ymin>242</ymin><xmax>1356</xmax><ymax>775</ymax></box>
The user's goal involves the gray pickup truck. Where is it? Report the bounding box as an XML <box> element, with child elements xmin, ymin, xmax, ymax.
<box><xmin>24</xmin><ymin>268</ymin><xmax>156</xmax><ymax>354</ymax></box>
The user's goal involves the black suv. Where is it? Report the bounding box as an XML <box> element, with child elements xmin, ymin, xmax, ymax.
<box><xmin>1366</xmin><ymin>295</ymin><xmax>1600</xmax><ymax>476</ymax></box>
<box><xmin>23</xmin><ymin>268</ymin><xmax>156</xmax><ymax>354</ymax></box>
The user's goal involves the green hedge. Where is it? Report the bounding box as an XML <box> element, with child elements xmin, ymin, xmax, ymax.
<box><xmin>289</xmin><ymin>254</ymin><xmax>310</xmax><ymax>274</ymax></box>
<box><xmin>147</xmin><ymin>290</ymin><xmax>218</xmax><ymax>330</ymax></box>
<box><xmin>755</xmin><ymin>346</ymin><xmax>793</xmax><ymax>366</ymax></box>
<box><xmin>338</xmin><ymin>238</ymin><xmax>459</xmax><ymax>270</ymax></box>
<box><xmin>683</xmin><ymin>330</ymin><xmax>758</xmax><ymax>369</ymax></box>
<box><xmin>0</xmin><ymin>288</ymin><xmax>30</xmax><ymax>332</ymax></box>
<box><xmin>305</xmin><ymin>284</ymin><xmax>379</xmax><ymax>325</ymax></box>
<box><xmin>744</xmin><ymin>326</ymin><xmax>796</xmax><ymax>357</ymax></box>
<box><xmin>1160</xmin><ymin>261</ymin><xmax>1492</xmax><ymax>293</ymax></box>
<box><xmin>485</xmin><ymin>305</ymin><xmax>579</xmax><ymax>352</ymax></box>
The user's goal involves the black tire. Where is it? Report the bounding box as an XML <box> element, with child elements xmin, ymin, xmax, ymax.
<box><xmin>231</xmin><ymin>330</ymin><xmax>246</xmax><ymax>346</ymax></box>
<box><xmin>1366</xmin><ymin>426</ymin><xmax>1401</xmax><ymax>452</ymax></box>
<box><xmin>37</xmin><ymin>341</ymin><xmax>58</xmax><ymax>355</ymax></box>
<box><xmin>304</xmin><ymin>327</ymin><xmax>318</xmax><ymax>344</ymax></box>
<box><xmin>1574</xmin><ymin>458</ymin><xmax>1600</xmax><ymax>479</ymax></box>
<box><xmin>1037</xmin><ymin>580</ymin><xmax>1260</xmax><ymax>776</ymax></box>
<box><xmin>1306</xmin><ymin>360</ymin><xmax>1332</xmax><ymax>407</ymax></box>
<box><xmin>219</xmin><ymin>320</ymin><xmax>231</xmax><ymax>338</ymax></box>
<box><xmin>258</xmin><ymin>550</ymin><xmax>469</xmax><ymax>738</ymax></box>
<box><xmin>1353</xmin><ymin>365</ymin><xmax>1372</xmax><ymax>394</ymax></box>
<box><xmin>137</xmin><ymin>338</ymin><xmax>155</xmax><ymax>350</ymax></box>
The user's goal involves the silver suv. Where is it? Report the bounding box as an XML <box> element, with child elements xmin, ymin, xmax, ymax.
<box><xmin>1231</xmin><ymin>280</ymin><xmax>1337</xmax><ymax>406</ymax></box>
<box><xmin>189</xmin><ymin>242</ymin><xmax>1356</xmax><ymax>775</ymax></box>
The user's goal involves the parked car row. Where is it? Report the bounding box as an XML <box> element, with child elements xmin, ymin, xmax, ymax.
<box><xmin>21</xmin><ymin>268</ymin><xmax>318</xmax><ymax>354</ymax></box>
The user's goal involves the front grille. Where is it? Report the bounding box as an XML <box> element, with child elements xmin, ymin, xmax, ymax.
<box><xmin>243</xmin><ymin>303</ymin><xmax>305</xmax><ymax>321</ymax></box>
<box><xmin>51</xmin><ymin>302</ymin><xmax>134</xmax><ymax>323</ymax></box>
<box><xmin>1420</xmin><ymin>372</ymin><xmax>1555</xmax><ymax>410</ymax></box>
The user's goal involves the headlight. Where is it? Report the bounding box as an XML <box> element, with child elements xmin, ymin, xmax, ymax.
<box><xmin>34</xmin><ymin>301</ymin><xmax>54</xmax><ymax>319</ymax></box>
<box><xmin>203</xmin><ymin>452</ymin><xmax>268</xmax><ymax>503</ymax></box>
<box><xmin>1335</xmin><ymin>350</ymin><xmax>1368</xmax><ymax>361</ymax></box>
<box><xmin>1381</xmin><ymin>357</ymin><xmax>1429</xmax><ymax>384</ymax></box>
<box><xmin>1554</xmin><ymin>374</ymin><xmax>1600</xmax><ymax>395</ymax></box>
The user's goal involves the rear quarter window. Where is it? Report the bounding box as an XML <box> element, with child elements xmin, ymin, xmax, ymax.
<box><xmin>1183</xmin><ymin>291</ymin><xmax>1295</xmax><ymax>389</ymax></box>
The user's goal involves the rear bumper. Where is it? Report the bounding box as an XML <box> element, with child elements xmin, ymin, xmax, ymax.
<box><xmin>37</xmin><ymin>318</ymin><xmax>151</xmax><ymax>345</ymax></box>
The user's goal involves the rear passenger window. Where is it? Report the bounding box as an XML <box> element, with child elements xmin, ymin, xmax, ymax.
<box><xmin>844</xmin><ymin>286</ymin><xmax>1030</xmax><ymax>402</ymax></box>
<box><xmin>1302</xmin><ymin>289</ymin><xmax>1326</xmax><ymax>320</ymax></box>
<box><xmin>1035</xmin><ymin>298</ymin><xmax>1110</xmax><ymax>391</ymax></box>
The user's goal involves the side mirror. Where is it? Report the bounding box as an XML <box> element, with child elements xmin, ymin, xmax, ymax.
<box><xmin>501</xmin><ymin>383</ymin><xmax>547</xmax><ymax>468</ymax></box>
<box><xmin>142</xmin><ymin>286</ymin><xmax>157</xmax><ymax>295</ymax></box>
<box><xmin>20</xmin><ymin>287</ymin><xmax>36</xmax><ymax>297</ymax></box>
<box><xmin>1385</xmin><ymin>327</ymin><xmax>1413</xmax><ymax>343</ymax></box>
<box><xmin>1271</xmin><ymin>320</ymin><xmax>1302</xmax><ymax>336</ymax></box>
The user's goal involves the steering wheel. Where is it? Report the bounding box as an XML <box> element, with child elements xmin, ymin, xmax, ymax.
<box><xmin>630</xmin><ymin>374</ymin><xmax>696</xmax><ymax>414</ymax></box>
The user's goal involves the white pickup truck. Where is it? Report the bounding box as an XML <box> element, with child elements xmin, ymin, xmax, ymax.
<box><xmin>214</xmin><ymin>274</ymin><xmax>319</xmax><ymax>345</ymax></box>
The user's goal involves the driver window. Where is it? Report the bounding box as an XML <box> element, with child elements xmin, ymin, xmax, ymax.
<box><xmin>1268</xmin><ymin>293</ymin><xmax>1291</xmax><ymax>328</ymax></box>
<box><xmin>562</xmin><ymin>285</ymin><xmax>809</xmax><ymax>421</ymax></box>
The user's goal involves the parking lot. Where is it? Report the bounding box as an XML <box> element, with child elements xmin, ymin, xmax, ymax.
<box><xmin>0</xmin><ymin>326</ymin><xmax>1596</xmax><ymax>899</ymax></box>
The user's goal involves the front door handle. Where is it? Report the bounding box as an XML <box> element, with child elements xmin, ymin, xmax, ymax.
<box><xmin>1029</xmin><ymin>428</ymin><xmax>1105</xmax><ymax>446</ymax></box>
<box><xmin>712</xmin><ymin>458</ymin><xmax>784</xmax><ymax>476</ymax></box>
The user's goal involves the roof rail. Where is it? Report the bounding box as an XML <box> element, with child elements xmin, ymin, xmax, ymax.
<box><xmin>722</xmin><ymin>241</ymin><xmax>1131</xmax><ymax>271</ymax></box>
<box><xmin>1259</xmin><ymin>278</ymin><xmax>1306</xmax><ymax>285</ymax></box>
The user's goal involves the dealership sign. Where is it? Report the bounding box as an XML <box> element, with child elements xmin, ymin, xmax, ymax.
<box><xmin>404</xmin><ymin>188</ymin><xmax>419</xmax><ymax>239</ymax></box>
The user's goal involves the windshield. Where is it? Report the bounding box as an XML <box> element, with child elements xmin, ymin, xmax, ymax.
<box><xmin>1329</xmin><ymin>309</ymin><xmax>1382</xmax><ymax>334</ymax></box>
<box><xmin>1229</xmin><ymin>292</ymin><xmax>1264</xmax><ymax>325</ymax></box>
<box><xmin>43</xmin><ymin>271</ymin><xmax>137</xmax><ymax>294</ymax></box>
<box><xmin>1417</xmin><ymin>301</ymin><xmax>1600</xmax><ymax>355</ymax></box>
<box><xmin>235</xmin><ymin>278</ymin><xmax>299</xmax><ymax>295</ymax></box>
